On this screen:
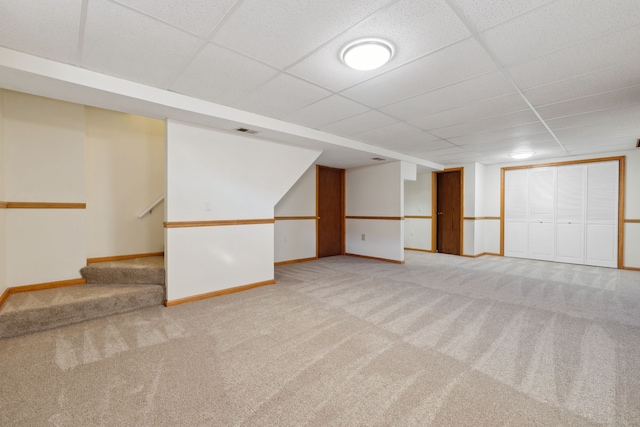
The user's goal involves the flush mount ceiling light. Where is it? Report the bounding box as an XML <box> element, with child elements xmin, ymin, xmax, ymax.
<box><xmin>342</xmin><ymin>39</ymin><xmax>393</xmax><ymax>71</ymax></box>
<box><xmin>509</xmin><ymin>151</ymin><xmax>535</xmax><ymax>160</ymax></box>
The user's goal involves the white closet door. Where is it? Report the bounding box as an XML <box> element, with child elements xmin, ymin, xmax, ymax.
<box><xmin>585</xmin><ymin>161</ymin><xmax>618</xmax><ymax>267</ymax></box>
<box><xmin>556</xmin><ymin>165</ymin><xmax>585</xmax><ymax>264</ymax></box>
<box><xmin>528</xmin><ymin>168</ymin><xmax>555</xmax><ymax>261</ymax></box>
<box><xmin>504</xmin><ymin>170</ymin><xmax>528</xmax><ymax>258</ymax></box>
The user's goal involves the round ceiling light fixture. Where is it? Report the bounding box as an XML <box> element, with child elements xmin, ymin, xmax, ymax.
<box><xmin>342</xmin><ymin>39</ymin><xmax>394</xmax><ymax>71</ymax></box>
<box><xmin>509</xmin><ymin>151</ymin><xmax>535</xmax><ymax>160</ymax></box>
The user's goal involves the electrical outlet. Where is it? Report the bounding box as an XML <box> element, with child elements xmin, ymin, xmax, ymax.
<box><xmin>361</xmin><ymin>234</ymin><xmax>366</xmax><ymax>241</ymax></box>
<box><xmin>205</xmin><ymin>201</ymin><xmax>212</xmax><ymax>211</ymax></box>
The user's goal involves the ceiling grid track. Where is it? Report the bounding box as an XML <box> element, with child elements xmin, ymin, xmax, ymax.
<box><xmin>443</xmin><ymin>0</ymin><xmax>569</xmax><ymax>155</ymax></box>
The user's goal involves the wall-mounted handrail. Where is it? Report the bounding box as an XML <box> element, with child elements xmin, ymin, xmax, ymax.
<box><xmin>138</xmin><ymin>195</ymin><xmax>164</xmax><ymax>218</ymax></box>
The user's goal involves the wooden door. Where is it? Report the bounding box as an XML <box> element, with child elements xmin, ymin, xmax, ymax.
<box><xmin>435</xmin><ymin>170</ymin><xmax>462</xmax><ymax>255</ymax></box>
<box><xmin>317</xmin><ymin>166</ymin><xmax>344</xmax><ymax>257</ymax></box>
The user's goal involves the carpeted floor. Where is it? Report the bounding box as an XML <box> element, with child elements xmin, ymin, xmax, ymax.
<box><xmin>1</xmin><ymin>252</ymin><xmax>640</xmax><ymax>426</ymax></box>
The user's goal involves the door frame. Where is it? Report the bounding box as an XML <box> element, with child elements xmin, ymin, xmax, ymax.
<box><xmin>316</xmin><ymin>165</ymin><xmax>345</xmax><ymax>258</ymax></box>
<box><xmin>431</xmin><ymin>167</ymin><xmax>464</xmax><ymax>255</ymax></box>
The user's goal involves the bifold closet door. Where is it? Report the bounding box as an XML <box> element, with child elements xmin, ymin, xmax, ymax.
<box><xmin>555</xmin><ymin>165</ymin><xmax>585</xmax><ymax>264</ymax></box>
<box><xmin>504</xmin><ymin>160</ymin><xmax>618</xmax><ymax>268</ymax></box>
<box><xmin>504</xmin><ymin>169</ymin><xmax>528</xmax><ymax>258</ymax></box>
<box><xmin>585</xmin><ymin>161</ymin><xmax>618</xmax><ymax>267</ymax></box>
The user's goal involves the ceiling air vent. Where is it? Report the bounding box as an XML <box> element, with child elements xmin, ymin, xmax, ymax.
<box><xmin>371</xmin><ymin>157</ymin><xmax>386</xmax><ymax>161</ymax></box>
<box><xmin>234</xmin><ymin>127</ymin><xmax>258</xmax><ymax>135</ymax></box>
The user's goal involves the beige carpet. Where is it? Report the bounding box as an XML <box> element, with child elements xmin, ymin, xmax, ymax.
<box><xmin>1</xmin><ymin>252</ymin><xmax>640</xmax><ymax>426</ymax></box>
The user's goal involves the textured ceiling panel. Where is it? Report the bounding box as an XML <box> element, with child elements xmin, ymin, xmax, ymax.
<box><xmin>507</xmin><ymin>25</ymin><xmax>640</xmax><ymax>90</ymax></box>
<box><xmin>287</xmin><ymin>0</ymin><xmax>470</xmax><ymax>92</ymax></box>
<box><xmin>170</xmin><ymin>43</ymin><xmax>279</xmax><ymax>106</ymax></box>
<box><xmin>321</xmin><ymin>110</ymin><xmax>398</xmax><ymax>136</ymax></box>
<box><xmin>430</xmin><ymin>109</ymin><xmax>540</xmax><ymax>139</ymax></box>
<box><xmin>354</xmin><ymin>122</ymin><xmax>423</xmax><ymax>145</ymax></box>
<box><xmin>233</xmin><ymin>74</ymin><xmax>332</xmax><ymax>118</ymax></box>
<box><xmin>82</xmin><ymin>0</ymin><xmax>202</xmax><ymax>88</ymax></box>
<box><xmin>523</xmin><ymin>62</ymin><xmax>640</xmax><ymax>107</ymax></box>
<box><xmin>536</xmin><ymin>86</ymin><xmax>640</xmax><ymax>120</ymax></box>
<box><xmin>448</xmin><ymin>122</ymin><xmax>550</xmax><ymax>146</ymax></box>
<box><xmin>211</xmin><ymin>0</ymin><xmax>393</xmax><ymax>69</ymax></box>
<box><xmin>340</xmin><ymin>38</ymin><xmax>496</xmax><ymax>108</ymax></box>
<box><xmin>483</xmin><ymin>0</ymin><xmax>640</xmax><ymax>66</ymax></box>
<box><xmin>111</xmin><ymin>0</ymin><xmax>238</xmax><ymax>38</ymax></box>
<box><xmin>0</xmin><ymin>0</ymin><xmax>82</xmax><ymax>65</ymax></box>
<box><xmin>408</xmin><ymin>94</ymin><xmax>529</xmax><ymax>130</ymax></box>
<box><xmin>283</xmin><ymin>95</ymin><xmax>369</xmax><ymax>129</ymax></box>
<box><xmin>380</xmin><ymin>71</ymin><xmax>515</xmax><ymax>120</ymax></box>
<box><xmin>448</xmin><ymin>0</ymin><xmax>554</xmax><ymax>31</ymax></box>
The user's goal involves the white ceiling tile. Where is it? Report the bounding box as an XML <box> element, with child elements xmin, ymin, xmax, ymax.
<box><xmin>536</xmin><ymin>86</ymin><xmax>640</xmax><ymax>120</ymax></box>
<box><xmin>234</xmin><ymin>74</ymin><xmax>332</xmax><ymax>119</ymax></box>
<box><xmin>283</xmin><ymin>95</ymin><xmax>369</xmax><ymax>129</ymax></box>
<box><xmin>170</xmin><ymin>44</ymin><xmax>279</xmax><ymax>106</ymax></box>
<box><xmin>448</xmin><ymin>123</ymin><xmax>549</xmax><ymax>146</ymax></box>
<box><xmin>523</xmin><ymin>62</ymin><xmax>640</xmax><ymax>107</ymax></box>
<box><xmin>354</xmin><ymin>122</ymin><xmax>423</xmax><ymax>144</ymax></box>
<box><xmin>429</xmin><ymin>110</ymin><xmax>540</xmax><ymax>139</ymax></box>
<box><xmin>0</xmin><ymin>0</ymin><xmax>82</xmax><ymax>65</ymax></box>
<box><xmin>321</xmin><ymin>110</ymin><xmax>398</xmax><ymax>136</ymax></box>
<box><xmin>508</xmin><ymin>25</ymin><xmax>640</xmax><ymax>90</ymax></box>
<box><xmin>212</xmin><ymin>0</ymin><xmax>392</xmax><ymax>69</ymax></box>
<box><xmin>403</xmin><ymin>138</ymin><xmax>456</xmax><ymax>155</ymax></box>
<box><xmin>483</xmin><ymin>0</ymin><xmax>640</xmax><ymax>66</ymax></box>
<box><xmin>380</xmin><ymin>71</ymin><xmax>515</xmax><ymax>120</ymax></box>
<box><xmin>408</xmin><ymin>94</ymin><xmax>529</xmax><ymax>130</ymax></box>
<box><xmin>288</xmin><ymin>0</ymin><xmax>471</xmax><ymax>92</ymax></box>
<box><xmin>547</xmin><ymin>104</ymin><xmax>640</xmax><ymax>131</ymax></box>
<box><xmin>82</xmin><ymin>1</ymin><xmax>202</xmax><ymax>88</ymax></box>
<box><xmin>459</xmin><ymin>132</ymin><xmax>557</xmax><ymax>150</ymax></box>
<box><xmin>111</xmin><ymin>0</ymin><xmax>237</xmax><ymax>38</ymax></box>
<box><xmin>563</xmin><ymin>137</ymin><xmax>637</xmax><ymax>154</ymax></box>
<box><xmin>554</xmin><ymin>122</ymin><xmax>640</xmax><ymax>142</ymax></box>
<box><xmin>340</xmin><ymin>38</ymin><xmax>496</xmax><ymax>108</ymax></box>
<box><xmin>449</xmin><ymin>0</ymin><xmax>554</xmax><ymax>31</ymax></box>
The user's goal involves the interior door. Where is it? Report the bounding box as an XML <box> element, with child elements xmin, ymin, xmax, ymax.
<box><xmin>435</xmin><ymin>170</ymin><xmax>462</xmax><ymax>255</ymax></box>
<box><xmin>317</xmin><ymin>166</ymin><xmax>344</xmax><ymax>258</ymax></box>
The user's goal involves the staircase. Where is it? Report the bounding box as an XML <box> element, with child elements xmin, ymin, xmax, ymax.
<box><xmin>0</xmin><ymin>257</ymin><xmax>165</xmax><ymax>339</ymax></box>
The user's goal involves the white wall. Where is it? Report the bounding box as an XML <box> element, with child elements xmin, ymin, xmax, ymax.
<box><xmin>274</xmin><ymin>165</ymin><xmax>316</xmax><ymax>263</ymax></box>
<box><xmin>3</xmin><ymin>91</ymin><xmax>86</xmax><ymax>286</ymax></box>
<box><xmin>165</xmin><ymin>120</ymin><xmax>320</xmax><ymax>301</ymax></box>
<box><xmin>0</xmin><ymin>90</ymin><xmax>6</xmax><ymax>294</ymax></box>
<box><xmin>85</xmin><ymin>107</ymin><xmax>165</xmax><ymax>258</ymax></box>
<box><xmin>346</xmin><ymin>161</ymin><xmax>408</xmax><ymax>262</ymax></box>
<box><xmin>404</xmin><ymin>172</ymin><xmax>432</xmax><ymax>251</ymax></box>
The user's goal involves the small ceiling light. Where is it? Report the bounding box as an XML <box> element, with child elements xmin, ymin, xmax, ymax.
<box><xmin>509</xmin><ymin>152</ymin><xmax>535</xmax><ymax>160</ymax></box>
<box><xmin>342</xmin><ymin>39</ymin><xmax>393</xmax><ymax>71</ymax></box>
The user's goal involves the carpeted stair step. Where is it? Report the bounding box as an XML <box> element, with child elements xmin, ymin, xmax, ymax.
<box><xmin>80</xmin><ymin>256</ymin><xmax>165</xmax><ymax>285</ymax></box>
<box><xmin>0</xmin><ymin>283</ymin><xmax>164</xmax><ymax>339</ymax></box>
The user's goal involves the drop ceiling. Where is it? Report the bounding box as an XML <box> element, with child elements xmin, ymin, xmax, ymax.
<box><xmin>1</xmin><ymin>0</ymin><xmax>639</xmax><ymax>168</ymax></box>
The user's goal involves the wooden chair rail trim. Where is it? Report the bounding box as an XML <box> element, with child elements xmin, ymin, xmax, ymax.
<box><xmin>274</xmin><ymin>216</ymin><xmax>316</xmax><ymax>221</ymax></box>
<box><xmin>404</xmin><ymin>215</ymin><xmax>432</xmax><ymax>219</ymax></box>
<box><xmin>625</xmin><ymin>219</ymin><xmax>640</xmax><ymax>224</ymax></box>
<box><xmin>164</xmin><ymin>219</ymin><xmax>275</xmax><ymax>228</ymax></box>
<box><xmin>345</xmin><ymin>216</ymin><xmax>404</xmax><ymax>220</ymax></box>
<box><xmin>2</xmin><ymin>202</ymin><xmax>86</xmax><ymax>209</ymax></box>
<box><xmin>165</xmin><ymin>279</ymin><xmax>275</xmax><ymax>306</ymax></box>
<box><xmin>345</xmin><ymin>253</ymin><xmax>405</xmax><ymax>264</ymax></box>
<box><xmin>87</xmin><ymin>252</ymin><xmax>164</xmax><ymax>263</ymax></box>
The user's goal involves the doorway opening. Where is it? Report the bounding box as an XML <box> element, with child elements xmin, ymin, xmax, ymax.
<box><xmin>316</xmin><ymin>166</ymin><xmax>345</xmax><ymax>258</ymax></box>
<box><xmin>432</xmin><ymin>168</ymin><xmax>463</xmax><ymax>255</ymax></box>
